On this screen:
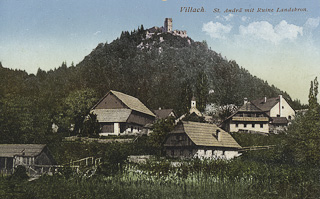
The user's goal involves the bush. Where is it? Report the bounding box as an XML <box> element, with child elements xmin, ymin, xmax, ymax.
<box><xmin>10</xmin><ymin>165</ymin><xmax>29</xmax><ymax>181</ymax></box>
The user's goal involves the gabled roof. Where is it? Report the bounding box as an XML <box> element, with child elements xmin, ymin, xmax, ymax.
<box><xmin>92</xmin><ymin>90</ymin><xmax>155</xmax><ymax>117</ymax></box>
<box><xmin>190</xmin><ymin>107</ymin><xmax>202</xmax><ymax>117</ymax></box>
<box><xmin>223</xmin><ymin>102</ymin><xmax>266</xmax><ymax>123</ymax></box>
<box><xmin>0</xmin><ymin>144</ymin><xmax>46</xmax><ymax>157</ymax></box>
<box><xmin>251</xmin><ymin>97</ymin><xmax>279</xmax><ymax>112</ymax></box>
<box><xmin>172</xmin><ymin>121</ymin><xmax>241</xmax><ymax>149</ymax></box>
<box><xmin>238</xmin><ymin>102</ymin><xmax>263</xmax><ymax>112</ymax></box>
<box><xmin>91</xmin><ymin>109</ymin><xmax>132</xmax><ymax>123</ymax></box>
<box><xmin>154</xmin><ymin>109</ymin><xmax>175</xmax><ymax>119</ymax></box>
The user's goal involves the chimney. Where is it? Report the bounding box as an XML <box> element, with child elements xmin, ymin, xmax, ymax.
<box><xmin>264</xmin><ymin>97</ymin><xmax>267</xmax><ymax>103</ymax></box>
<box><xmin>216</xmin><ymin>129</ymin><xmax>222</xmax><ymax>141</ymax></box>
<box><xmin>244</xmin><ymin>98</ymin><xmax>248</xmax><ymax>105</ymax></box>
<box><xmin>279</xmin><ymin>95</ymin><xmax>282</xmax><ymax>117</ymax></box>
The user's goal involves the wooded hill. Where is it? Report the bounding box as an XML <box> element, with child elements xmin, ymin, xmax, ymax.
<box><xmin>0</xmin><ymin>26</ymin><xmax>305</xmax><ymax>143</ymax></box>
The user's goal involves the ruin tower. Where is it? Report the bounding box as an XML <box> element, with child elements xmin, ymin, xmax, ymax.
<box><xmin>164</xmin><ymin>18</ymin><xmax>172</xmax><ymax>32</ymax></box>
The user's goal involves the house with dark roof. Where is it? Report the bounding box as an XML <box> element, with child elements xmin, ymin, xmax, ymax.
<box><xmin>164</xmin><ymin>121</ymin><xmax>242</xmax><ymax>160</ymax></box>
<box><xmin>0</xmin><ymin>144</ymin><xmax>56</xmax><ymax>174</ymax></box>
<box><xmin>251</xmin><ymin>95</ymin><xmax>295</xmax><ymax>118</ymax></box>
<box><xmin>154</xmin><ymin>108</ymin><xmax>176</xmax><ymax>120</ymax></box>
<box><xmin>221</xmin><ymin>95</ymin><xmax>295</xmax><ymax>133</ymax></box>
<box><xmin>91</xmin><ymin>90</ymin><xmax>155</xmax><ymax>136</ymax></box>
<box><xmin>221</xmin><ymin>100</ymin><xmax>270</xmax><ymax>133</ymax></box>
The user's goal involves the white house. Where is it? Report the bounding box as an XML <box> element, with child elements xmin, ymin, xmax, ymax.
<box><xmin>222</xmin><ymin>95</ymin><xmax>295</xmax><ymax>133</ymax></box>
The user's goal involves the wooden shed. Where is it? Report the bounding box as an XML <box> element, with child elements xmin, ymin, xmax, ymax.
<box><xmin>0</xmin><ymin>144</ymin><xmax>56</xmax><ymax>174</ymax></box>
<box><xmin>164</xmin><ymin>121</ymin><xmax>242</xmax><ymax>160</ymax></box>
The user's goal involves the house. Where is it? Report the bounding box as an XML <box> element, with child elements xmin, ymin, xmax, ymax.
<box><xmin>144</xmin><ymin>109</ymin><xmax>176</xmax><ymax>135</ymax></box>
<box><xmin>251</xmin><ymin>95</ymin><xmax>295</xmax><ymax>133</ymax></box>
<box><xmin>164</xmin><ymin>121</ymin><xmax>242</xmax><ymax>160</ymax></box>
<box><xmin>91</xmin><ymin>90</ymin><xmax>155</xmax><ymax>136</ymax></box>
<box><xmin>221</xmin><ymin>100</ymin><xmax>270</xmax><ymax>133</ymax></box>
<box><xmin>251</xmin><ymin>95</ymin><xmax>295</xmax><ymax>121</ymax></box>
<box><xmin>154</xmin><ymin>108</ymin><xmax>176</xmax><ymax>120</ymax></box>
<box><xmin>0</xmin><ymin>144</ymin><xmax>56</xmax><ymax>174</ymax></box>
<box><xmin>221</xmin><ymin>95</ymin><xmax>295</xmax><ymax>133</ymax></box>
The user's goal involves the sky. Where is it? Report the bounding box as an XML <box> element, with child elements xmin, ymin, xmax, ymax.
<box><xmin>0</xmin><ymin>0</ymin><xmax>319</xmax><ymax>103</ymax></box>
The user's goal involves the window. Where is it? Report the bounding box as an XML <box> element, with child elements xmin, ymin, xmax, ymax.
<box><xmin>244</xmin><ymin>124</ymin><xmax>247</xmax><ymax>128</ymax></box>
<box><xmin>171</xmin><ymin>150</ymin><xmax>174</xmax><ymax>156</ymax></box>
<box><xmin>282</xmin><ymin>106</ymin><xmax>284</xmax><ymax>109</ymax></box>
<box><xmin>252</xmin><ymin>124</ymin><xmax>255</xmax><ymax>128</ymax></box>
<box><xmin>235</xmin><ymin>123</ymin><xmax>239</xmax><ymax>127</ymax></box>
<box><xmin>260</xmin><ymin>124</ymin><xmax>263</xmax><ymax>128</ymax></box>
<box><xmin>277</xmin><ymin>114</ymin><xmax>280</xmax><ymax>117</ymax></box>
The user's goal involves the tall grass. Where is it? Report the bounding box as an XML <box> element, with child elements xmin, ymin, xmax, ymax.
<box><xmin>2</xmin><ymin>158</ymin><xmax>319</xmax><ymax>199</ymax></box>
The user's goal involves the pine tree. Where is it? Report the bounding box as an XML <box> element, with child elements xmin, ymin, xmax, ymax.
<box><xmin>195</xmin><ymin>72</ymin><xmax>209</xmax><ymax>112</ymax></box>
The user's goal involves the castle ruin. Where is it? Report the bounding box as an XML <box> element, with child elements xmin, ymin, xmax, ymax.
<box><xmin>164</xmin><ymin>18</ymin><xmax>172</xmax><ymax>32</ymax></box>
<box><xmin>146</xmin><ymin>18</ymin><xmax>187</xmax><ymax>38</ymax></box>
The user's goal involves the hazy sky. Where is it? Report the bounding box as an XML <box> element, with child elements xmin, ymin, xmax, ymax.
<box><xmin>0</xmin><ymin>0</ymin><xmax>319</xmax><ymax>103</ymax></box>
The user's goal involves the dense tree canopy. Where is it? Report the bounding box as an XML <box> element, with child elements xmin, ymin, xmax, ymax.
<box><xmin>0</xmin><ymin>28</ymin><xmax>305</xmax><ymax>144</ymax></box>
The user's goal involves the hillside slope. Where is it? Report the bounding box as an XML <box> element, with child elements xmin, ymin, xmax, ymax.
<box><xmin>73</xmin><ymin>28</ymin><xmax>299</xmax><ymax>114</ymax></box>
<box><xmin>0</xmin><ymin>27</ymin><xmax>303</xmax><ymax>119</ymax></box>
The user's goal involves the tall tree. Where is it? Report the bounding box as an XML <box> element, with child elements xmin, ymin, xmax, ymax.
<box><xmin>286</xmin><ymin>77</ymin><xmax>320</xmax><ymax>165</ymax></box>
<box><xmin>195</xmin><ymin>72</ymin><xmax>209</xmax><ymax>112</ymax></box>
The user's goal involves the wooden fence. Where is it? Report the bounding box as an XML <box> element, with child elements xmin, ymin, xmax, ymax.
<box><xmin>239</xmin><ymin>145</ymin><xmax>276</xmax><ymax>152</ymax></box>
<box><xmin>3</xmin><ymin>156</ymin><xmax>102</xmax><ymax>178</ymax></box>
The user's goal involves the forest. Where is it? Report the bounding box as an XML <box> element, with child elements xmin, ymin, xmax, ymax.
<box><xmin>0</xmin><ymin>27</ymin><xmax>305</xmax><ymax>143</ymax></box>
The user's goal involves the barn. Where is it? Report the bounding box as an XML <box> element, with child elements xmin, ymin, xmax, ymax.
<box><xmin>91</xmin><ymin>90</ymin><xmax>155</xmax><ymax>136</ymax></box>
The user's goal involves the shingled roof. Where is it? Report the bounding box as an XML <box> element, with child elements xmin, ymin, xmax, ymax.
<box><xmin>0</xmin><ymin>144</ymin><xmax>46</xmax><ymax>157</ymax></box>
<box><xmin>251</xmin><ymin>97</ymin><xmax>280</xmax><ymax>112</ymax></box>
<box><xmin>91</xmin><ymin>109</ymin><xmax>132</xmax><ymax>123</ymax></box>
<box><xmin>172</xmin><ymin>121</ymin><xmax>241</xmax><ymax>149</ymax></box>
<box><xmin>93</xmin><ymin>90</ymin><xmax>155</xmax><ymax>117</ymax></box>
